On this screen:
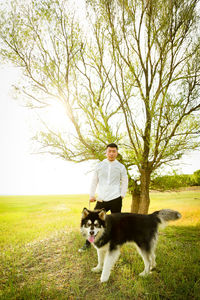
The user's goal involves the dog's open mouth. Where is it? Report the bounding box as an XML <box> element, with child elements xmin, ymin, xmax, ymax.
<box><xmin>88</xmin><ymin>235</ymin><xmax>96</xmax><ymax>243</ymax></box>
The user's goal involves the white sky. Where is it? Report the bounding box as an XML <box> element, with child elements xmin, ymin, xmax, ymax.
<box><xmin>0</xmin><ymin>65</ymin><xmax>94</xmax><ymax>195</ymax></box>
<box><xmin>0</xmin><ymin>64</ymin><xmax>200</xmax><ymax>196</ymax></box>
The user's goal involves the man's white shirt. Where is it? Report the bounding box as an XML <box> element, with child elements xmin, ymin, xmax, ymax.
<box><xmin>90</xmin><ymin>159</ymin><xmax>128</xmax><ymax>201</ymax></box>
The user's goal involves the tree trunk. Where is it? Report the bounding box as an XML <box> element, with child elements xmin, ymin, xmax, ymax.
<box><xmin>131</xmin><ymin>190</ymin><xmax>140</xmax><ymax>213</ymax></box>
<box><xmin>138</xmin><ymin>168</ymin><xmax>151</xmax><ymax>214</ymax></box>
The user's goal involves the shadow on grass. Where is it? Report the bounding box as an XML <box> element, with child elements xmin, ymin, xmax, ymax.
<box><xmin>0</xmin><ymin>225</ymin><xmax>200</xmax><ymax>299</ymax></box>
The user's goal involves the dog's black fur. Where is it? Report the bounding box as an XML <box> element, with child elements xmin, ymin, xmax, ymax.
<box><xmin>80</xmin><ymin>208</ymin><xmax>181</xmax><ymax>282</ymax></box>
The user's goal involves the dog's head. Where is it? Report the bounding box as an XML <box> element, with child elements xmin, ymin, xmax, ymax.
<box><xmin>80</xmin><ymin>208</ymin><xmax>106</xmax><ymax>243</ymax></box>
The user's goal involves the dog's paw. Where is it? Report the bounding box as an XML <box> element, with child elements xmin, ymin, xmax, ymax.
<box><xmin>139</xmin><ymin>270</ymin><xmax>151</xmax><ymax>277</ymax></box>
<box><xmin>139</xmin><ymin>271</ymin><xmax>146</xmax><ymax>277</ymax></box>
<box><xmin>150</xmin><ymin>263</ymin><xmax>156</xmax><ymax>270</ymax></box>
<box><xmin>100</xmin><ymin>275</ymin><xmax>109</xmax><ymax>283</ymax></box>
<box><xmin>92</xmin><ymin>266</ymin><xmax>102</xmax><ymax>273</ymax></box>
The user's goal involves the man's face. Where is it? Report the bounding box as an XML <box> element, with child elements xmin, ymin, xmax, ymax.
<box><xmin>106</xmin><ymin>147</ymin><xmax>118</xmax><ymax>161</ymax></box>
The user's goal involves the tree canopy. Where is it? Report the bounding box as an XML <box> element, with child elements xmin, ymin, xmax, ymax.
<box><xmin>0</xmin><ymin>0</ymin><xmax>200</xmax><ymax>213</ymax></box>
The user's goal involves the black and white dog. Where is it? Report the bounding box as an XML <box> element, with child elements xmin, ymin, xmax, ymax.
<box><xmin>80</xmin><ymin>208</ymin><xmax>181</xmax><ymax>282</ymax></box>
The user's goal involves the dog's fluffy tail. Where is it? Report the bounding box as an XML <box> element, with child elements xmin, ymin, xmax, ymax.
<box><xmin>154</xmin><ymin>209</ymin><xmax>181</xmax><ymax>225</ymax></box>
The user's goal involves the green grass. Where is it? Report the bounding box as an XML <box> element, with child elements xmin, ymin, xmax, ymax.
<box><xmin>0</xmin><ymin>191</ymin><xmax>200</xmax><ymax>299</ymax></box>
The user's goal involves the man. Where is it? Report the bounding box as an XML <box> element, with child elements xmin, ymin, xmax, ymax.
<box><xmin>78</xmin><ymin>143</ymin><xmax>128</xmax><ymax>252</ymax></box>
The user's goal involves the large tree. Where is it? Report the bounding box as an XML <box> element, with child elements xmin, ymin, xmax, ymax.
<box><xmin>0</xmin><ymin>0</ymin><xmax>200</xmax><ymax>213</ymax></box>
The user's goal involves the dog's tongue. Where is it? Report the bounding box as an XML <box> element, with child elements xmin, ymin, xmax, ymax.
<box><xmin>88</xmin><ymin>236</ymin><xmax>95</xmax><ymax>243</ymax></box>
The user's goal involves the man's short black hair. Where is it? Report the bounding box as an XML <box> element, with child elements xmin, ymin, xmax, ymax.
<box><xmin>106</xmin><ymin>143</ymin><xmax>118</xmax><ymax>150</ymax></box>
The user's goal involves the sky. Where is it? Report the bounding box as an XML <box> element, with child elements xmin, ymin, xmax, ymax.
<box><xmin>0</xmin><ymin>64</ymin><xmax>200</xmax><ymax>196</ymax></box>
<box><xmin>0</xmin><ymin>65</ymin><xmax>94</xmax><ymax>195</ymax></box>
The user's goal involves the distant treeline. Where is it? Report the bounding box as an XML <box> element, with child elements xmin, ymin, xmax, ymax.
<box><xmin>151</xmin><ymin>170</ymin><xmax>200</xmax><ymax>191</ymax></box>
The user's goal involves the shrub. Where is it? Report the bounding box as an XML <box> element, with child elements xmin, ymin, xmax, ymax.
<box><xmin>191</xmin><ymin>170</ymin><xmax>200</xmax><ymax>186</ymax></box>
<box><xmin>151</xmin><ymin>170</ymin><xmax>200</xmax><ymax>191</ymax></box>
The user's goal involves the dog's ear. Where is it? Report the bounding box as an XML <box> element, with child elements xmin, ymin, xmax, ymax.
<box><xmin>82</xmin><ymin>208</ymin><xmax>89</xmax><ymax>219</ymax></box>
<box><xmin>98</xmin><ymin>209</ymin><xmax>106</xmax><ymax>221</ymax></box>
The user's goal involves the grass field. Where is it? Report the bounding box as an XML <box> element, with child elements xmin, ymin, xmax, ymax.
<box><xmin>0</xmin><ymin>190</ymin><xmax>200</xmax><ymax>299</ymax></box>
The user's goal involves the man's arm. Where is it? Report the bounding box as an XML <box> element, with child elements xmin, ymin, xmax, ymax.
<box><xmin>89</xmin><ymin>170</ymin><xmax>98</xmax><ymax>202</ymax></box>
<box><xmin>121</xmin><ymin>166</ymin><xmax>128</xmax><ymax>198</ymax></box>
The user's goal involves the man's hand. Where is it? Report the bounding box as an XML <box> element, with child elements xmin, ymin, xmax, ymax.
<box><xmin>89</xmin><ymin>197</ymin><xmax>96</xmax><ymax>202</ymax></box>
